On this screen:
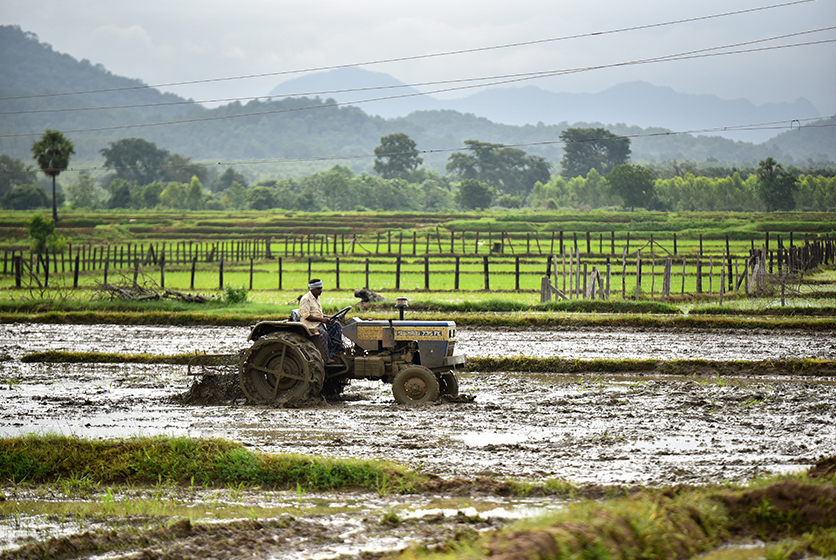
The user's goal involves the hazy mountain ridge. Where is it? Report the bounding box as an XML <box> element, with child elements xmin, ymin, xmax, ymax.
<box><xmin>1</xmin><ymin>26</ymin><xmax>832</xmax><ymax>170</ymax></box>
<box><xmin>270</xmin><ymin>67</ymin><xmax>821</xmax><ymax>144</ymax></box>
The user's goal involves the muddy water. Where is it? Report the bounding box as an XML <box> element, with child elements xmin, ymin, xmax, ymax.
<box><xmin>3</xmin><ymin>323</ymin><xmax>835</xmax><ymax>360</ymax></box>
<box><xmin>2</xmin><ymin>323</ymin><xmax>835</xmax><ymax>559</ymax></box>
<box><xmin>2</xmin><ymin>323</ymin><xmax>834</xmax><ymax>486</ymax></box>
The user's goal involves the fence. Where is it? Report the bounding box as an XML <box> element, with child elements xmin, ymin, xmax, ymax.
<box><xmin>4</xmin><ymin>232</ymin><xmax>833</xmax><ymax>300</ymax></box>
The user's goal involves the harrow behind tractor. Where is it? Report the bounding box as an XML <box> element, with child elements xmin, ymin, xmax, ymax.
<box><xmin>189</xmin><ymin>298</ymin><xmax>466</xmax><ymax>406</ymax></box>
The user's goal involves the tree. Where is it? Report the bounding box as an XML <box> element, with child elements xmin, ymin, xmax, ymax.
<box><xmin>560</xmin><ymin>128</ymin><xmax>630</xmax><ymax>179</ymax></box>
<box><xmin>606</xmin><ymin>164</ymin><xmax>657</xmax><ymax>211</ymax></box>
<box><xmin>0</xmin><ymin>155</ymin><xmax>37</xmax><ymax>201</ymax></box>
<box><xmin>133</xmin><ymin>181</ymin><xmax>164</xmax><ymax>209</ymax></box>
<box><xmin>27</xmin><ymin>215</ymin><xmax>65</xmax><ymax>253</ymax></box>
<box><xmin>456</xmin><ymin>179</ymin><xmax>496</xmax><ymax>210</ymax></box>
<box><xmin>446</xmin><ymin>140</ymin><xmax>550</xmax><ymax>197</ymax></box>
<box><xmin>185</xmin><ymin>176</ymin><xmax>206</xmax><ymax>210</ymax></box>
<box><xmin>160</xmin><ymin>182</ymin><xmax>186</xmax><ymax>209</ymax></box>
<box><xmin>210</xmin><ymin>167</ymin><xmax>248</xmax><ymax>193</ymax></box>
<box><xmin>247</xmin><ymin>186</ymin><xmax>278</xmax><ymax>210</ymax></box>
<box><xmin>100</xmin><ymin>138</ymin><xmax>169</xmax><ymax>186</ymax></box>
<box><xmin>2</xmin><ymin>183</ymin><xmax>49</xmax><ymax>210</ymax></box>
<box><xmin>162</xmin><ymin>153</ymin><xmax>208</xmax><ymax>184</ymax></box>
<box><xmin>31</xmin><ymin>130</ymin><xmax>75</xmax><ymax>222</ymax></box>
<box><xmin>107</xmin><ymin>179</ymin><xmax>133</xmax><ymax>209</ymax></box>
<box><xmin>756</xmin><ymin>157</ymin><xmax>798</xmax><ymax>211</ymax></box>
<box><xmin>373</xmin><ymin>133</ymin><xmax>423</xmax><ymax>180</ymax></box>
<box><xmin>67</xmin><ymin>173</ymin><xmax>107</xmax><ymax>209</ymax></box>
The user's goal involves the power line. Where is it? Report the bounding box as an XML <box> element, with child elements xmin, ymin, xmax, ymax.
<box><xmin>4</xmin><ymin>24</ymin><xmax>834</xmax><ymax>117</ymax></box>
<box><xmin>0</xmin><ymin>0</ymin><xmax>816</xmax><ymax>102</ymax></box>
<box><xmin>3</xmin><ymin>36</ymin><xmax>834</xmax><ymax>139</ymax></box>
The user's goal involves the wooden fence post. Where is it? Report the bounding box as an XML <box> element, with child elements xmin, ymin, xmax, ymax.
<box><xmin>621</xmin><ymin>248</ymin><xmax>627</xmax><ymax>299</ymax></box>
<box><xmin>423</xmin><ymin>256</ymin><xmax>429</xmax><ymax>290</ymax></box>
<box><xmin>696</xmin><ymin>259</ymin><xmax>702</xmax><ymax>294</ymax></box>
<box><xmin>726</xmin><ymin>235</ymin><xmax>733</xmax><ymax>291</ymax></box>
<box><xmin>249</xmin><ymin>258</ymin><xmax>254</xmax><ymax>290</ymax></box>
<box><xmin>335</xmin><ymin>257</ymin><xmax>340</xmax><ymax>290</ymax></box>
<box><xmin>160</xmin><ymin>255</ymin><xmax>166</xmax><ymax>289</ymax></box>
<box><xmin>395</xmin><ymin>256</ymin><xmax>401</xmax><ymax>290</ymax></box>
<box><xmin>191</xmin><ymin>257</ymin><xmax>197</xmax><ymax>290</ymax></box>
<box><xmin>277</xmin><ymin>257</ymin><xmax>282</xmax><ymax>291</ymax></box>
<box><xmin>366</xmin><ymin>258</ymin><xmax>370</xmax><ymax>289</ymax></box>
<box><xmin>635</xmin><ymin>251</ymin><xmax>642</xmax><ymax>300</ymax></box>
<box><xmin>515</xmin><ymin>256</ymin><xmax>520</xmax><ymax>291</ymax></box>
<box><xmin>454</xmin><ymin>256</ymin><xmax>460</xmax><ymax>290</ymax></box>
<box><xmin>14</xmin><ymin>254</ymin><xmax>22</xmax><ymax>288</ymax></box>
<box><xmin>606</xmin><ymin>257</ymin><xmax>611</xmax><ymax>299</ymax></box>
<box><xmin>218</xmin><ymin>259</ymin><xmax>224</xmax><ymax>290</ymax></box>
<box><xmin>483</xmin><ymin>256</ymin><xmax>490</xmax><ymax>291</ymax></box>
<box><xmin>540</xmin><ymin>276</ymin><xmax>551</xmax><ymax>303</ymax></box>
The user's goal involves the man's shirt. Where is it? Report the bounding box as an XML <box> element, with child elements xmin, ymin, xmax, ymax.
<box><xmin>299</xmin><ymin>291</ymin><xmax>323</xmax><ymax>329</ymax></box>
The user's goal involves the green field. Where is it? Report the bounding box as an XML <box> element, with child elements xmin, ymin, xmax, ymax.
<box><xmin>2</xmin><ymin>209</ymin><xmax>835</xmax><ymax>314</ymax></box>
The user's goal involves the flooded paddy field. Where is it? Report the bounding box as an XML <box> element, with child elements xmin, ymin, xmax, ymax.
<box><xmin>1</xmin><ymin>323</ymin><xmax>835</xmax><ymax>558</ymax></box>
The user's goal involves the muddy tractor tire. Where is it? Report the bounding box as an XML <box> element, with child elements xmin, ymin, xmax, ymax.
<box><xmin>238</xmin><ymin>332</ymin><xmax>324</xmax><ymax>406</ymax></box>
<box><xmin>438</xmin><ymin>372</ymin><xmax>459</xmax><ymax>397</ymax></box>
<box><xmin>392</xmin><ymin>365</ymin><xmax>440</xmax><ymax>405</ymax></box>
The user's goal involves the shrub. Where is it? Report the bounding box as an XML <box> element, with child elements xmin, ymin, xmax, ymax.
<box><xmin>222</xmin><ymin>284</ymin><xmax>248</xmax><ymax>305</ymax></box>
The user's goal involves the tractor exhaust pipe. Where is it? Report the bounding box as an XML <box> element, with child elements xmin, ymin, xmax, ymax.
<box><xmin>396</xmin><ymin>297</ymin><xmax>408</xmax><ymax>320</ymax></box>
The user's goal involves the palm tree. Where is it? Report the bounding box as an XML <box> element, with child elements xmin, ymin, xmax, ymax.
<box><xmin>31</xmin><ymin>130</ymin><xmax>75</xmax><ymax>222</ymax></box>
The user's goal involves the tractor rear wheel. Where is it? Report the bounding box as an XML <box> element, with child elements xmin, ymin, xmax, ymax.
<box><xmin>239</xmin><ymin>332</ymin><xmax>324</xmax><ymax>405</ymax></box>
<box><xmin>392</xmin><ymin>366</ymin><xmax>440</xmax><ymax>405</ymax></box>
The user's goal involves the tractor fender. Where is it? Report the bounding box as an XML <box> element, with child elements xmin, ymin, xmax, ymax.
<box><xmin>248</xmin><ymin>321</ymin><xmax>318</xmax><ymax>342</ymax></box>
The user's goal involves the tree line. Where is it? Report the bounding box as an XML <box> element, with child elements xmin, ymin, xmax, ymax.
<box><xmin>2</xmin><ymin>129</ymin><xmax>832</xmax><ymax>218</ymax></box>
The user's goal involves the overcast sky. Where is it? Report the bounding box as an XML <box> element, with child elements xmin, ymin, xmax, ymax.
<box><xmin>4</xmin><ymin>0</ymin><xmax>836</xmax><ymax>118</ymax></box>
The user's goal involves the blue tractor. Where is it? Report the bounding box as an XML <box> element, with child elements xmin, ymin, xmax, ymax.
<box><xmin>237</xmin><ymin>298</ymin><xmax>466</xmax><ymax>406</ymax></box>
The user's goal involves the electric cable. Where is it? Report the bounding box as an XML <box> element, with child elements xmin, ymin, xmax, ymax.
<box><xmin>2</xmin><ymin>36</ymin><xmax>833</xmax><ymax>139</ymax></box>
<box><xmin>3</xmin><ymin>24</ymin><xmax>833</xmax><ymax>117</ymax></box>
<box><xmin>0</xmin><ymin>0</ymin><xmax>816</xmax><ymax>102</ymax></box>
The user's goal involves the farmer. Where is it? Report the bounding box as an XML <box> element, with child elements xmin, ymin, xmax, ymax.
<box><xmin>299</xmin><ymin>278</ymin><xmax>343</xmax><ymax>360</ymax></box>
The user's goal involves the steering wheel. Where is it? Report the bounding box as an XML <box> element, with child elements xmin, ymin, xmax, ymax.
<box><xmin>332</xmin><ymin>305</ymin><xmax>352</xmax><ymax>325</ymax></box>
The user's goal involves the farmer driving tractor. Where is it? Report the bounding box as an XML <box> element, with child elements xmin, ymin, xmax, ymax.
<box><xmin>299</xmin><ymin>278</ymin><xmax>343</xmax><ymax>361</ymax></box>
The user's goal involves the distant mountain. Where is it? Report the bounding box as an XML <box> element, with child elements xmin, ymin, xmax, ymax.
<box><xmin>445</xmin><ymin>82</ymin><xmax>821</xmax><ymax>144</ymax></box>
<box><xmin>268</xmin><ymin>66</ymin><xmax>441</xmax><ymax>117</ymax></box>
<box><xmin>0</xmin><ymin>25</ymin><xmax>196</xmax><ymax>117</ymax></box>
<box><xmin>0</xmin><ymin>24</ymin><xmax>200</xmax><ymax>159</ymax></box>
<box><xmin>271</xmin><ymin>69</ymin><xmax>821</xmax><ymax>143</ymax></box>
<box><xmin>1</xmin><ymin>26</ymin><xmax>833</xmax><ymax>170</ymax></box>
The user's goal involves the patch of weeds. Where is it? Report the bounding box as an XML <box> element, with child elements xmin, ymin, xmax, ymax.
<box><xmin>381</xmin><ymin>510</ymin><xmax>402</xmax><ymax>527</ymax></box>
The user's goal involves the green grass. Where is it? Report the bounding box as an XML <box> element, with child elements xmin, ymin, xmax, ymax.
<box><xmin>0</xmin><ymin>434</ymin><xmax>414</xmax><ymax>492</ymax></box>
<box><xmin>401</xmin><ymin>475</ymin><xmax>836</xmax><ymax>560</ymax></box>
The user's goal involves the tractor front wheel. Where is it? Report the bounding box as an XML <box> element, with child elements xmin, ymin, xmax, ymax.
<box><xmin>392</xmin><ymin>366</ymin><xmax>440</xmax><ymax>405</ymax></box>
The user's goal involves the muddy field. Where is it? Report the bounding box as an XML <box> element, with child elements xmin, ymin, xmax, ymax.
<box><xmin>1</xmin><ymin>323</ymin><xmax>835</xmax><ymax>558</ymax></box>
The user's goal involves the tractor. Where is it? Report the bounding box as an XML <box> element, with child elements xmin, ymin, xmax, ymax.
<box><xmin>192</xmin><ymin>297</ymin><xmax>466</xmax><ymax>406</ymax></box>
